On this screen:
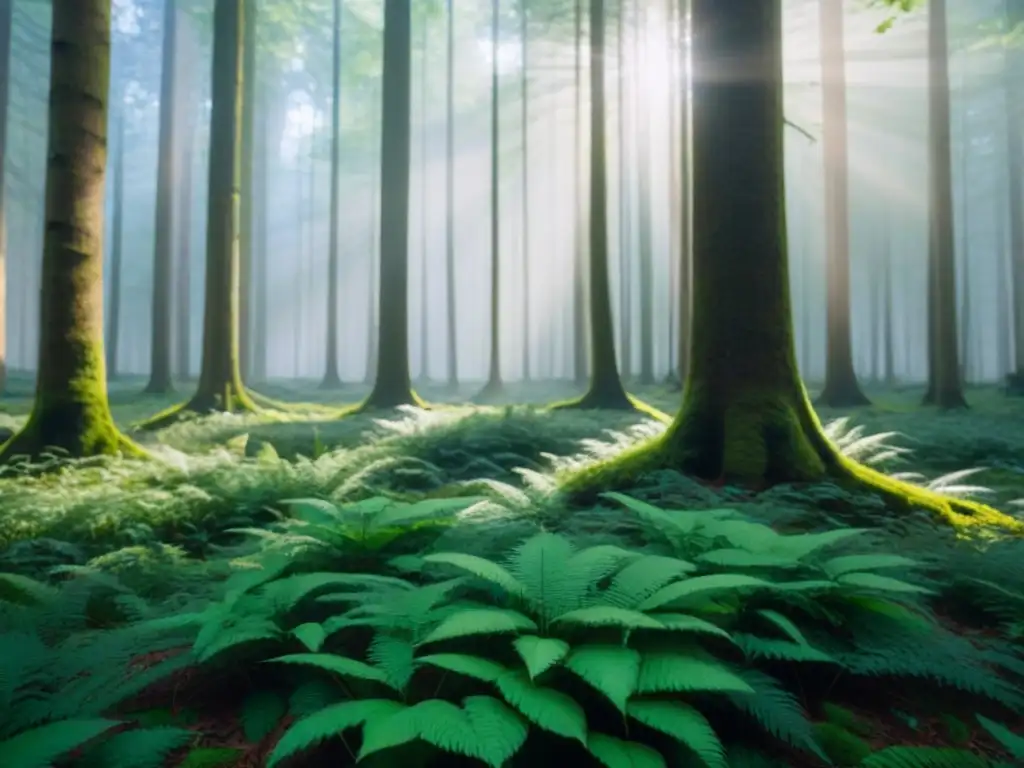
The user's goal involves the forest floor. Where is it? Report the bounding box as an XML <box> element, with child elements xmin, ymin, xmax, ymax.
<box><xmin>1</xmin><ymin>374</ymin><xmax>1023</xmax><ymax>767</ymax></box>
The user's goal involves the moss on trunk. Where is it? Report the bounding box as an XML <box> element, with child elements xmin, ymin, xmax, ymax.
<box><xmin>0</xmin><ymin>0</ymin><xmax>140</xmax><ymax>462</ymax></box>
<box><xmin>560</xmin><ymin>0</ymin><xmax>1020</xmax><ymax>534</ymax></box>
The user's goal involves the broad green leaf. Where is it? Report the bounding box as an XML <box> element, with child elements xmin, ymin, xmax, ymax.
<box><xmin>0</xmin><ymin>719</ymin><xmax>121</xmax><ymax>768</ymax></box>
<box><xmin>291</xmin><ymin>622</ymin><xmax>327</xmax><ymax>652</ymax></box>
<box><xmin>651</xmin><ymin>613</ymin><xmax>735</xmax><ymax>641</ymax></box>
<box><xmin>976</xmin><ymin>715</ymin><xmax>1024</xmax><ymax>758</ymax></box>
<box><xmin>637</xmin><ymin>652</ymin><xmax>753</xmax><ymax>695</ymax></box>
<box><xmin>638</xmin><ymin>574</ymin><xmax>776</xmax><ymax>611</ymax></box>
<box><xmin>600</xmin><ymin>493</ymin><xmax>698</xmax><ymax>534</ymax></box>
<box><xmin>836</xmin><ymin>572</ymin><xmax>934</xmax><ymax>595</ymax></box>
<box><xmin>697</xmin><ymin>549</ymin><xmax>799</xmax><ymax>568</ymax></box>
<box><xmin>266</xmin><ymin>653</ymin><xmax>392</xmax><ymax>687</ymax></box>
<box><xmin>821</xmin><ymin>554</ymin><xmax>919</xmax><ymax>578</ymax></box>
<box><xmin>587</xmin><ymin>733</ymin><xmax>667</xmax><ymax>768</ymax></box>
<box><xmin>423</xmin><ymin>552</ymin><xmax>526</xmax><ymax>596</ymax></box>
<box><xmin>420</xmin><ymin>608</ymin><xmax>537</xmax><ymax>645</ymax></box>
<box><xmin>627</xmin><ymin>700</ymin><xmax>727</xmax><ymax>768</ymax></box>
<box><xmin>553</xmin><ymin>606</ymin><xmax>664</xmax><ymax>630</ymax></box>
<box><xmin>756</xmin><ymin>610</ymin><xmax>809</xmax><ymax>646</ymax></box>
<box><xmin>496</xmin><ymin>671</ymin><xmax>587</xmax><ymax>744</ymax></box>
<box><xmin>416</xmin><ymin>653</ymin><xmax>508</xmax><ymax>682</ymax></box>
<box><xmin>565</xmin><ymin>645</ymin><xmax>641</xmax><ymax>713</ymax></box>
<box><xmin>267</xmin><ymin>699</ymin><xmax>405</xmax><ymax>767</ymax></box>
<box><xmin>512</xmin><ymin>635</ymin><xmax>570</xmax><ymax>679</ymax></box>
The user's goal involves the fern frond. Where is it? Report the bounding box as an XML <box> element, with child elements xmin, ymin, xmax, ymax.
<box><xmin>494</xmin><ymin>670</ymin><xmax>588</xmax><ymax>744</ymax></box>
<box><xmin>266</xmin><ymin>653</ymin><xmax>393</xmax><ymax>688</ymax></box>
<box><xmin>564</xmin><ymin>644</ymin><xmax>641</xmax><ymax>712</ymax></box>
<box><xmin>725</xmin><ymin>669</ymin><xmax>826</xmax><ymax>759</ymax></box>
<box><xmin>587</xmin><ymin>732</ymin><xmax>667</xmax><ymax>768</ymax></box>
<box><xmin>267</xmin><ymin>699</ymin><xmax>405</xmax><ymax>767</ymax></box>
<box><xmin>0</xmin><ymin>718</ymin><xmax>121</xmax><ymax>768</ymax></box>
<box><xmin>627</xmin><ymin>699</ymin><xmax>727</xmax><ymax>768</ymax></box>
<box><xmin>859</xmin><ymin>746</ymin><xmax>989</xmax><ymax>768</ymax></box>
<box><xmin>512</xmin><ymin>635</ymin><xmax>570</xmax><ymax>679</ymax></box>
<box><xmin>420</xmin><ymin>608</ymin><xmax>537</xmax><ymax>645</ymax></box>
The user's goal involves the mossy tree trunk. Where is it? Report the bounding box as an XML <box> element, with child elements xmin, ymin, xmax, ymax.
<box><xmin>561</xmin><ymin>0</ymin><xmax>1016</xmax><ymax>531</ymax></box>
<box><xmin>816</xmin><ymin>0</ymin><xmax>869</xmax><ymax>407</ymax></box>
<box><xmin>320</xmin><ymin>0</ymin><xmax>343</xmax><ymax>389</ymax></box>
<box><xmin>476</xmin><ymin>0</ymin><xmax>504</xmax><ymax>402</ymax></box>
<box><xmin>0</xmin><ymin>0</ymin><xmax>138</xmax><ymax>461</ymax></box>
<box><xmin>922</xmin><ymin>0</ymin><xmax>966</xmax><ymax>408</ymax></box>
<box><xmin>444</xmin><ymin>0</ymin><xmax>458</xmax><ymax>390</ymax></box>
<box><xmin>106</xmin><ymin>108</ymin><xmax>125</xmax><ymax>380</ymax></box>
<box><xmin>0</xmin><ymin>0</ymin><xmax>11</xmax><ymax>396</ymax></box>
<box><xmin>359</xmin><ymin>0</ymin><xmax>419</xmax><ymax>410</ymax></box>
<box><xmin>145</xmin><ymin>0</ymin><xmax>178</xmax><ymax>395</ymax></box>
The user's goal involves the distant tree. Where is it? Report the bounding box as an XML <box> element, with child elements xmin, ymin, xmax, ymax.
<box><xmin>444</xmin><ymin>0</ymin><xmax>458</xmax><ymax>390</ymax></box>
<box><xmin>562</xmin><ymin>0</ymin><xmax>1013</xmax><ymax>530</ymax></box>
<box><xmin>0</xmin><ymin>0</ymin><xmax>10</xmax><ymax>395</ymax></box>
<box><xmin>0</xmin><ymin>0</ymin><xmax>140</xmax><ymax>461</ymax></box>
<box><xmin>1008</xmin><ymin>0</ymin><xmax>1024</xmax><ymax>381</ymax></box>
<box><xmin>320</xmin><ymin>0</ymin><xmax>344</xmax><ymax>389</ymax></box>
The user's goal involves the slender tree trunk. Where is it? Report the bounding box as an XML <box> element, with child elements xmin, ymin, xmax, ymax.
<box><xmin>520</xmin><ymin>0</ymin><xmax>531</xmax><ymax>382</ymax></box>
<box><xmin>364</xmin><ymin>169</ymin><xmax>379</xmax><ymax>385</ymax></box>
<box><xmin>252</xmin><ymin>87</ymin><xmax>270</xmax><ymax>381</ymax></box>
<box><xmin>922</xmin><ymin>0</ymin><xmax>966</xmax><ymax>407</ymax></box>
<box><xmin>418</xmin><ymin>17</ymin><xmax>430</xmax><ymax>382</ymax></box>
<box><xmin>572</xmin><ymin>0</ymin><xmax>587</xmax><ymax>384</ymax></box>
<box><xmin>616</xmin><ymin>0</ymin><xmax>632</xmax><ymax>380</ymax></box>
<box><xmin>0</xmin><ymin>0</ymin><xmax>11</xmax><ymax>395</ymax></box>
<box><xmin>1007</xmin><ymin>0</ymin><xmax>1024</xmax><ymax>378</ymax></box>
<box><xmin>360</xmin><ymin>0</ymin><xmax>416</xmax><ymax>409</ymax></box>
<box><xmin>238</xmin><ymin>0</ymin><xmax>256</xmax><ymax>382</ymax></box>
<box><xmin>958</xmin><ymin>90</ymin><xmax>971</xmax><ymax>383</ymax></box>
<box><xmin>477</xmin><ymin>0</ymin><xmax>503</xmax><ymax>399</ymax></box>
<box><xmin>444</xmin><ymin>0</ymin><xmax>458</xmax><ymax>389</ymax></box>
<box><xmin>106</xmin><ymin>109</ymin><xmax>126</xmax><ymax>380</ymax></box>
<box><xmin>1</xmin><ymin>0</ymin><xmax>136</xmax><ymax>460</ymax></box>
<box><xmin>145</xmin><ymin>0</ymin><xmax>178</xmax><ymax>393</ymax></box>
<box><xmin>997</xmin><ymin>197</ymin><xmax>1011</xmax><ymax>380</ymax></box>
<box><xmin>881</xmin><ymin>208</ymin><xmax>894</xmax><ymax>385</ymax></box>
<box><xmin>817</xmin><ymin>0</ymin><xmax>869</xmax><ymax>406</ymax></box>
<box><xmin>635</xmin><ymin>5</ymin><xmax>654</xmax><ymax>386</ymax></box>
<box><xmin>175</xmin><ymin>121</ymin><xmax>194</xmax><ymax>381</ymax></box>
<box><xmin>677</xmin><ymin>0</ymin><xmax>692</xmax><ymax>384</ymax></box>
<box><xmin>321</xmin><ymin>0</ymin><xmax>344</xmax><ymax>388</ymax></box>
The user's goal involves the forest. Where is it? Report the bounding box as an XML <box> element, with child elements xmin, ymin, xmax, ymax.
<box><xmin>0</xmin><ymin>0</ymin><xmax>1023</xmax><ymax>765</ymax></box>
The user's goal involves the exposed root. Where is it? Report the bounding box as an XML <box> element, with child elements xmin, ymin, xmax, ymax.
<box><xmin>133</xmin><ymin>387</ymin><xmax>262</xmax><ymax>432</ymax></box>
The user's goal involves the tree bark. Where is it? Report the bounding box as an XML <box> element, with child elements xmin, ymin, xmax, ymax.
<box><xmin>572</xmin><ymin>0</ymin><xmax>588</xmax><ymax>384</ymax></box>
<box><xmin>320</xmin><ymin>0</ymin><xmax>344</xmax><ymax>389</ymax></box>
<box><xmin>0</xmin><ymin>0</ymin><xmax>137</xmax><ymax>460</ymax></box>
<box><xmin>238</xmin><ymin>0</ymin><xmax>256</xmax><ymax>382</ymax></box>
<box><xmin>1007</xmin><ymin>0</ymin><xmax>1024</xmax><ymax>379</ymax></box>
<box><xmin>0</xmin><ymin>0</ymin><xmax>11</xmax><ymax>395</ymax></box>
<box><xmin>635</xmin><ymin>4</ymin><xmax>654</xmax><ymax>387</ymax></box>
<box><xmin>444</xmin><ymin>0</ymin><xmax>458</xmax><ymax>390</ymax></box>
<box><xmin>360</xmin><ymin>0</ymin><xmax>418</xmax><ymax>409</ymax></box>
<box><xmin>816</xmin><ymin>0</ymin><xmax>869</xmax><ymax>407</ymax></box>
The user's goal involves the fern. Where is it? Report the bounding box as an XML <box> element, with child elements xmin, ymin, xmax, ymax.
<box><xmin>859</xmin><ymin>746</ymin><xmax>990</xmax><ymax>768</ymax></box>
<box><xmin>0</xmin><ymin>718</ymin><xmax>122</xmax><ymax>768</ymax></box>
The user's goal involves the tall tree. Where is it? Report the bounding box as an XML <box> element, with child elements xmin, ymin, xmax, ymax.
<box><xmin>562</xmin><ymin>0</ymin><xmax>1009</xmax><ymax>529</ymax></box>
<box><xmin>444</xmin><ymin>0</ymin><xmax>458</xmax><ymax>389</ymax></box>
<box><xmin>0</xmin><ymin>0</ymin><xmax>11</xmax><ymax>395</ymax></box>
<box><xmin>0</xmin><ymin>0</ymin><xmax>138</xmax><ymax>461</ymax></box>
<box><xmin>1008</xmin><ymin>0</ymin><xmax>1024</xmax><ymax>380</ymax></box>
<box><xmin>817</xmin><ymin>0</ymin><xmax>869</xmax><ymax>407</ymax></box>
<box><xmin>320</xmin><ymin>0</ymin><xmax>344</xmax><ymax>389</ymax></box>
<box><xmin>238</xmin><ymin>0</ymin><xmax>257</xmax><ymax>382</ymax></box>
<box><xmin>359</xmin><ymin>0</ymin><xmax>419</xmax><ymax>410</ymax></box>
<box><xmin>106</xmin><ymin>109</ymin><xmax>126</xmax><ymax>379</ymax></box>
<box><xmin>572</xmin><ymin>0</ymin><xmax>587</xmax><ymax>384</ymax></box>
<box><xmin>556</xmin><ymin>0</ymin><xmax>635</xmax><ymax>411</ymax></box>
<box><xmin>145</xmin><ymin>0</ymin><xmax>179</xmax><ymax>394</ymax></box>
<box><xmin>139</xmin><ymin>0</ymin><xmax>260</xmax><ymax>429</ymax></box>
<box><xmin>635</xmin><ymin>3</ymin><xmax>654</xmax><ymax>386</ymax></box>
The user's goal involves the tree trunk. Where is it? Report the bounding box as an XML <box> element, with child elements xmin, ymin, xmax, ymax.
<box><xmin>922</xmin><ymin>0</ymin><xmax>966</xmax><ymax>408</ymax></box>
<box><xmin>0</xmin><ymin>0</ymin><xmax>11</xmax><ymax>395</ymax></box>
<box><xmin>444</xmin><ymin>0</ymin><xmax>458</xmax><ymax>389</ymax></box>
<box><xmin>881</xmin><ymin>208</ymin><xmax>895</xmax><ymax>385</ymax></box>
<box><xmin>106</xmin><ymin>108</ymin><xmax>125</xmax><ymax>380</ymax></box>
<box><xmin>678</xmin><ymin>0</ymin><xmax>693</xmax><ymax>386</ymax></box>
<box><xmin>520</xmin><ymin>0</ymin><xmax>531</xmax><ymax>382</ymax></box>
<box><xmin>477</xmin><ymin>0</ymin><xmax>503</xmax><ymax>400</ymax></box>
<box><xmin>251</xmin><ymin>88</ymin><xmax>269</xmax><ymax>381</ymax></box>
<box><xmin>635</xmin><ymin>5</ymin><xmax>654</xmax><ymax>386</ymax></box>
<box><xmin>816</xmin><ymin>0</ymin><xmax>869</xmax><ymax>407</ymax></box>
<box><xmin>1</xmin><ymin>0</ymin><xmax>137</xmax><ymax>460</ymax></box>
<box><xmin>572</xmin><ymin>0</ymin><xmax>588</xmax><ymax>384</ymax></box>
<box><xmin>556</xmin><ymin>0</ymin><xmax>633</xmax><ymax>411</ymax></box>
<box><xmin>561</xmin><ymin>0</ymin><xmax>1012</xmax><ymax>531</ymax></box>
<box><xmin>321</xmin><ymin>0</ymin><xmax>344</xmax><ymax>389</ymax></box>
<box><xmin>616</xmin><ymin>0</ymin><xmax>632</xmax><ymax>379</ymax></box>
<box><xmin>360</xmin><ymin>0</ymin><xmax>417</xmax><ymax>409</ymax></box>
<box><xmin>1007</xmin><ymin>0</ymin><xmax>1024</xmax><ymax>378</ymax></box>
<box><xmin>238</xmin><ymin>0</ymin><xmax>256</xmax><ymax>382</ymax></box>
<box><xmin>145</xmin><ymin>0</ymin><xmax>178</xmax><ymax>394</ymax></box>
<box><xmin>418</xmin><ymin>17</ymin><xmax>430</xmax><ymax>382</ymax></box>
<box><xmin>365</xmin><ymin>169</ymin><xmax>379</xmax><ymax>385</ymax></box>
<box><xmin>175</xmin><ymin>20</ymin><xmax>196</xmax><ymax>382</ymax></box>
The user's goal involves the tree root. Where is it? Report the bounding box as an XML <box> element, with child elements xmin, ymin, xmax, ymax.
<box><xmin>133</xmin><ymin>387</ymin><xmax>262</xmax><ymax>431</ymax></box>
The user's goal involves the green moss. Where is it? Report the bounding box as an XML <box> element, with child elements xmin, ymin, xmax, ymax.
<box><xmin>812</xmin><ymin>722</ymin><xmax>872</xmax><ymax>766</ymax></box>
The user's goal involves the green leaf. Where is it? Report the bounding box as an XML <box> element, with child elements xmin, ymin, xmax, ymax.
<box><xmin>177</xmin><ymin>747</ymin><xmax>243</xmax><ymax>768</ymax></box>
<box><xmin>836</xmin><ymin>572</ymin><xmax>933</xmax><ymax>595</ymax></box>
<box><xmin>496</xmin><ymin>671</ymin><xmax>588</xmax><ymax>743</ymax></box>
<box><xmin>697</xmin><ymin>549</ymin><xmax>799</xmax><ymax>568</ymax></box>
<box><xmin>371</xmin><ymin>496</ymin><xmax>487</xmax><ymax>529</ymax></box>
<box><xmin>416</xmin><ymin>653</ymin><xmax>509</xmax><ymax>682</ymax></box>
<box><xmin>627</xmin><ymin>700</ymin><xmax>727</xmax><ymax>768</ymax></box>
<box><xmin>291</xmin><ymin>622</ymin><xmax>327</xmax><ymax>652</ymax></box>
<box><xmin>756</xmin><ymin>609</ymin><xmax>810</xmax><ymax>645</ymax></box>
<box><xmin>565</xmin><ymin>645</ymin><xmax>641</xmax><ymax>713</ymax></box>
<box><xmin>513</xmin><ymin>635</ymin><xmax>570</xmax><ymax>679</ymax></box>
<box><xmin>267</xmin><ymin>699</ymin><xmax>406</xmax><ymax>767</ymax></box>
<box><xmin>638</xmin><ymin>574</ymin><xmax>777</xmax><ymax>611</ymax></box>
<box><xmin>79</xmin><ymin>727</ymin><xmax>193</xmax><ymax>768</ymax></box>
<box><xmin>637</xmin><ymin>652</ymin><xmax>754</xmax><ymax>695</ymax></box>
<box><xmin>280</xmin><ymin>498</ymin><xmax>343</xmax><ymax>524</ymax></box>
<box><xmin>553</xmin><ymin>606</ymin><xmax>664</xmax><ymax>630</ymax></box>
<box><xmin>587</xmin><ymin>732</ymin><xmax>667</xmax><ymax>768</ymax></box>
<box><xmin>420</xmin><ymin>608</ymin><xmax>537</xmax><ymax>645</ymax></box>
<box><xmin>604</xmin><ymin>555</ymin><xmax>697</xmax><ymax>608</ymax></box>
<box><xmin>0</xmin><ymin>572</ymin><xmax>59</xmax><ymax>606</ymax></box>
<box><xmin>820</xmin><ymin>554</ymin><xmax>919</xmax><ymax>578</ymax></box>
<box><xmin>976</xmin><ymin>715</ymin><xmax>1024</xmax><ymax>758</ymax></box>
<box><xmin>266</xmin><ymin>653</ymin><xmax>392</xmax><ymax>687</ymax></box>
<box><xmin>649</xmin><ymin>613</ymin><xmax>736</xmax><ymax>641</ymax></box>
<box><xmin>859</xmin><ymin>746</ymin><xmax>989</xmax><ymax>768</ymax></box>
<box><xmin>601</xmin><ymin>493</ymin><xmax>698</xmax><ymax>535</ymax></box>
<box><xmin>0</xmin><ymin>718</ymin><xmax>121</xmax><ymax>768</ymax></box>
<box><xmin>423</xmin><ymin>552</ymin><xmax>526</xmax><ymax>596</ymax></box>
<box><xmin>242</xmin><ymin>691</ymin><xmax>287</xmax><ymax>742</ymax></box>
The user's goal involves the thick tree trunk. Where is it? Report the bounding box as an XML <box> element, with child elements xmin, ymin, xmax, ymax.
<box><xmin>145</xmin><ymin>0</ymin><xmax>178</xmax><ymax>394</ymax></box>
<box><xmin>444</xmin><ymin>0</ymin><xmax>458</xmax><ymax>389</ymax></box>
<box><xmin>0</xmin><ymin>0</ymin><xmax>11</xmax><ymax>395</ymax></box>
<box><xmin>816</xmin><ymin>0</ymin><xmax>869</xmax><ymax>407</ymax></box>
<box><xmin>360</xmin><ymin>0</ymin><xmax>417</xmax><ymax>409</ymax></box>
<box><xmin>106</xmin><ymin>108</ymin><xmax>125</xmax><ymax>380</ymax></box>
<box><xmin>922</xmin><ymin>0</ymin><xmax>965</xmax><ymax>408</ymax></box>
<box><xmin>1</xmin><ymin>0</ymin><xmax>136</xmax><ymax>460</ymax></box>
<box><xmin>320</xmin><ymin>0</ymin><xmax>344</xmax><ymax>389</ymax></box>
<box><xmin>238</xmin><ymin>0</ymin><xmax>256</xmax><ymax>383</ymax></box>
